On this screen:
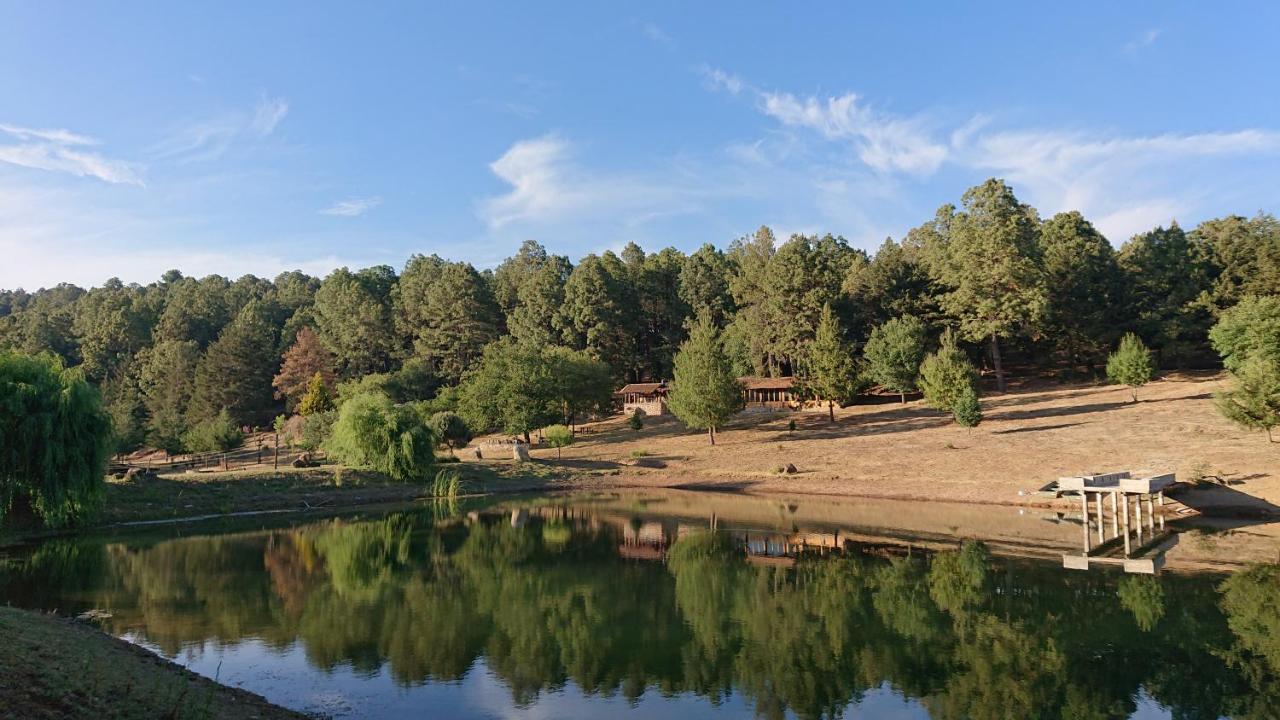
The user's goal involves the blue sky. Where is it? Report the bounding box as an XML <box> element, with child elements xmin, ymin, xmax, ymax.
<box><xmin>2</xmin><ymin>2</ymin><xmax>1278</xmax><ymax>289</ymax></box>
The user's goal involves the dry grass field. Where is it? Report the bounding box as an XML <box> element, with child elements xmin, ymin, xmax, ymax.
<box><xmin>470</xmin><ymin>371</ymin><xmax>1280</xmax><ymax>514</ymax></box>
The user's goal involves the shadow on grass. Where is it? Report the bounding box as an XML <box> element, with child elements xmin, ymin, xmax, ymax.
<box><xmin>992</xmin><ymin>422</ymin><xmax>1087</xmax><ymax>435</ymax></box>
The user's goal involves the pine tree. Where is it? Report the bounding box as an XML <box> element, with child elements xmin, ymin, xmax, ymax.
<box><xmin>1214</xmin><ymin>356</ymin><xmax>1280</xmax><ymax>442</ymax></box>
<box><xmin>297</xmin><ymin>372</ymin><xmax>335</xmax><ymax>416</ymax></box>
<box><xmin>804</xmin><ymin>303</ymin><xmax>860</xmax><ymax>421</ymax></box>
<box><xmin>139</xmin><ymin>339</ymin><xmax>200</xmax><ymax>453</ymax></box>
<box><xmin>922</xmin><ymin>180</ymin><xmax>1047</xmax><ymax>392</ymax></box>
<box><xmin>393</xmin><ymin>256</ymin><xmax>500</xmax><ymax>383</ymax></box>
<box><xmin>1107</xmin><ymin>333</ymin><xmax>1154</xmax><ymax>402</ymax></box>
<box><xmin>189</xmin><ymin>301</ymin><xmax>280</xmax><ymax>427</ymax></box>
<box><xmin>864</xmin><ymin>315</ymin><xmax>928</xmax><ymax>403</ymax></box>
<box><xmin>668</xmin><ymin>317</ymin><xmax>744</xmax><ymax>445</ymax></box>
<box><xmin>919</xmin><ymin>329</ymin><xmax>978</xmax><ymax>412</ymax></box>
<box><xmin>953</xmin><ymin>386</ymin><xmax>982</xmax><ymax>430</ymax></box>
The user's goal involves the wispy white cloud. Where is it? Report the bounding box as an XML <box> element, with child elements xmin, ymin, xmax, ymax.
<box><xmin>699</xmin><ymin>65</ymin><xmax>744</xmax><ymax>96</ymax></box>
<box><xmin>635</xmin><ymin>20</ymin><xmax>674</xmax><ymax>47</ymax></box>
<box><xmin>250</xmin><ymin>96</ymin><xmax>289</xmax><ymax>136</ymax></box>
<box><xmin>151</xmin><ymin>95</ymin><xmax>289</xmax><ymax>162</ymax></box>
<box><xmin>759</xmin><ymin>92</ymin><xmax>948</xmax><ymax>175</ymax></box>
<box><xmin>962</xmin><ymin>128</ymin><xmax>1280</xmax><ymax>239</ymax></box>
<box><xmin>0</xmin><ymin>123</ymin><xmax>143</xmax><ymax>185</ymax></box>
<box><xmin>703</xmin><ymin>65</ymin><xmax>1280</xmax><ymax>242</ymax></box>
<box><xmin>478</xmin><ymin>134</ymin><xmax>702</xmax><ymax>230</ymax></box>
<box><xmin>0</xmin><ymin>181</ymin><xmax>371</xmax><ymax>289</ymax></box>
<box><xmin>1124</xmin><ymin>28</ymin><xmax>1162</xmax><ymax>55</ymax></box>
<box><xmin>481</xmin><ymin>136</ymin><xmax>583</xmax><ymax>227</ymax></box>
<box><xmin>319</xmin><ymin>196</ymin><xmax>382</xmax><ymax>217</ymax></box>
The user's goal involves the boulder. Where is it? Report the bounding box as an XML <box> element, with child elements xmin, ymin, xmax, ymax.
<box><xmin>512</xmin><ymin>443</ymin><xmax>531</xmax><ymax>462</ymax></box>
<box><xmin>783</xmin><ymin>463</ymin><xmax>799</xmax><ymax>475</ymax></box>
<box><xmin>124</xmin><ymin>467</ymin><xmax>157</xmax><ymax>481</ymax></box>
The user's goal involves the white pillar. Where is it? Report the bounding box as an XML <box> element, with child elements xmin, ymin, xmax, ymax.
<box><xmin>1110</xmin><ymin>492</ymin><xmax>1119</xmax><ymax>538</ymax></box>
<box><xmin>1095</xmin><ymin>493</ymin><xmax>1105</xmax><ymax>544</ymax></box>
<box><xmin>1080</xmin><ymin>491</ymin><xmax>1091</xmax><ymax>553</ymax></box>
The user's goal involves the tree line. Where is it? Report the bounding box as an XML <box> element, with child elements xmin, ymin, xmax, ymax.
<box><xmin>2</xmin><ymin>177</ymin><xmax>1278</xmax><ymax>454</ymax></box>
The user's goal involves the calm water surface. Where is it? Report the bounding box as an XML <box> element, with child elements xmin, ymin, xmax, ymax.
<box><xmin>2</xmin><ymin>492</ymin><xmax>1276</xmax><ymax>719</ymax></box>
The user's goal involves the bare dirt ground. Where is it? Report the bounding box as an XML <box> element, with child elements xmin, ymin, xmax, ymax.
<box><xmin>469</xmin><ymin>371</ymin><xmax>1280</xmax><ymax>517</ymax></box>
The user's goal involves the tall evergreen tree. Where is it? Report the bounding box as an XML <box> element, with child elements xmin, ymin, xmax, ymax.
<box><xmin>922</xmin><ymin>179</ymin><xmax>1046</xmax><ymax>392</ymax></box>
<box><xmin>313</xmin><ymin>266</ymin><xmax>398</xmax><ymax>377</ymax></box>
<box><xmin>668</xmin><ymin>317</ymin><xmax>743</xmax><ymax>445</ymax></box>
<box><xmin>803</xmin><ymin>303</ymin><xmax>860</xmax><ymax>421</ymax></box>
<box><xmin>1194</xmin><ymin>213</ymin><xmax>1280</xmax><ymax>307</ymax></box>
<box><xmin>560</xmin><ymin>252</ymin><xmax>636</xmax><ymax>378</ymax></box>
<box><xmin>864</xmin><ymin>315</ymin><xmax>928</xmax><ymax>403</ymax></box>
<box><xmin>507</xmin><ymin>255</ymin><xmax>572</xmax><ymax>346</ymax></box>
<box><xmin>394</xmin><ymin>255</ymin><xmax>500</xmax><ymax>383</ymax></box>
<box><xmin>843</xmin><ymin>239</ymin><xmax>937</xmax><ymax>334</ymax></box>
<box><xmin>1118</xmin><ymin>223</ymin><xmax>1218</xmax><ymax>367</ymax></box>
<box><xmin>189</xmin><ymin>301</ymin><xmax>280</xmax><ymax>426</ymax></box>
<box><xmin>139</xmin><ymin>339</ymin><xmax>200</xmax><ymax>453</ymax></box>
<box><xmin>1039</xmin><ymin>211</ymin><xmax>1123</xmax><ymax>370</ymax></box>
<box><xmin>679</xmin><ymin>243</ymin><xmax>735</xmax><ymax>328</ymax></box>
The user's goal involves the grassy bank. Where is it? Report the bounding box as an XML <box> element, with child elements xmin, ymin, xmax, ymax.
<box><xmin>0</xmin><ymin>606</ymin><xmax>306</xmax><ymax>720</ymax></box>
<box><xmin>90</xmin><ymin>461</ymin><xmax>573</xmax><ymax>527</ymax></box>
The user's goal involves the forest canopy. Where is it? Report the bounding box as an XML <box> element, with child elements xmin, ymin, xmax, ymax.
<box><xmin>2</xmin><ymin>179</ymin><xmax>1277</xmax><ymax>451</ymax></box>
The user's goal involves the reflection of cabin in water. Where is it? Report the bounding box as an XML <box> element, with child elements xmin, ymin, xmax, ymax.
<box><xmin>618</xmin><ymin>382</ymin><xmax>668</xmax><ymax>417</ymax></box>
<box><xmin>739</xmin><ymin>376</ymin><xmax>798</xmax><ymax>410</ymax></box>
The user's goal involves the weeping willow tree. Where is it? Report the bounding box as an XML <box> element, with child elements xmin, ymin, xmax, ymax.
<box><xmin>0</xmin><ymin>351</ymin><xmax>112</xmax><ymax>528</ymax></box>
<box><xmin>325</xmin><ymin>391</ymin><xmax>436</xmax><ymax>482</ymax></box>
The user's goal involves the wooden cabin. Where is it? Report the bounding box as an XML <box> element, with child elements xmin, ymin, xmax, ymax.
<box><xmin>618</xmin><ymin>381</ymin><xmax>668</xmax><ymax>417</ymax></box>
<box><xmin>739</xmin><ymin>376</ymin><xmax>798</xmax><ymax>410</ymax></box>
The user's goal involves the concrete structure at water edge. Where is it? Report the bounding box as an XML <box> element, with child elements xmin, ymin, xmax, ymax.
<box><xmin>1059</xmin><ymin>471</ymin><xmax>1177</xmax><ymax>574</ymax></box>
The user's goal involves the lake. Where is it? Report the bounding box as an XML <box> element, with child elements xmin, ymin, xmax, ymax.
<box><xmin>2</xmin><ymin>490</ymin><xmax>1278</xmax><ymax>719</ymax></box>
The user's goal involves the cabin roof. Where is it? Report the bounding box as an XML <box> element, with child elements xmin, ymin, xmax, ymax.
<box><xmin>738</xmin><ymin>376</ymin><xmax>795</xmax><ymax>390</ymax></box>
<box><xmin>618</xmin><ymin>382</ymin><xmax>666</xmax><ymax>394</ymax></box>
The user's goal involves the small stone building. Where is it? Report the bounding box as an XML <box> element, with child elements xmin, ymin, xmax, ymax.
<box><xmin>618</xmin><ymin>381</ymin><xmax>668</xmax><ymax>417</ymax></box>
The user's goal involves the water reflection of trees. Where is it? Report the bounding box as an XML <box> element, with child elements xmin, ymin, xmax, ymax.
<box><xmin>6</xmin><ymin>513</ymin><xmax>1280</xmax><ymax>719</ymax></box>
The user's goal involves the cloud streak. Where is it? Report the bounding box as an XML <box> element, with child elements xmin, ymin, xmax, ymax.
<box><xmin>320</xmin><ymin>196</ymin><xmax>382</xmax><ymax>217</ymax></box>
<box><xmin>151</xmin><ymin>95</ymin><xmax>289</xmax><ymax>163</ymax></box>
<box><xmin>760</xmin><ymin>92</ymin><xmax>948</xmax><ymax>175</ymax></box>
<box><xmin>478</xmin><ymin>134</ymin><xmax>703</xmax><ymax>231</ymax></box>
<box><xmin>0</xmin><ymin>123</ymin><xmax>143</xmax><ymax>185</ymax></box>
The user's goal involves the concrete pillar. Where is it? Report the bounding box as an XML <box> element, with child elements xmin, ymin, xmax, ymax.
<box><xmin>1080</xmin><ymin>491</ymin><xmax>1091</xmax><ymax>553</ymax></box>
<box><xmin>1095</xmin><ymin>493</ymin><xmax>1105</xmax><ymax>544</ymax></box>
<box><xmin>1110</xmin><ymin>492</ymin><xmax>1119</xmax><ymax>538</ymax></box>
<box><xmin>1121</xmin><ymin>494</ymin><xmax>1131</xmax><ymax>557</ymax></box>
<box><xmin>1135</xmin><ymin>494</ymin><xmax>1144</xmax><ymax>545</ymax></box>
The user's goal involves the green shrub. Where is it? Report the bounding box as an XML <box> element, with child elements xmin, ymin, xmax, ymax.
<box><xmin>919</xmin><ymin>329</ymin><xmax>978</xmax><ymax>412</ymax></box>
<box><xmin>428</xmin><ymin>411</ymin><xmax>473</xmax><ymax>454</ymax></box>
<box><xmin>544</xmin><ymin>424</ymin><xmax>574</xmax><ymax>459</ymax></box>
<box><xmin>1107</xmin><ymin>333</ymin><xmax>1154</xmax><ymax>402</ymax></box>
<box><xmin>953</xmin><ymin>387</ymin><xmax>982</xmax><ymax>430</ymax></box>
<box><xmin>182</xmin><ymin>409</ymin><xmax>244</xmax><ymax>452</ymax></box>
<box><xmin>628</xmin><ymin>409</ymin><xmax>645</xmax><ymax>431</ymax></box>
